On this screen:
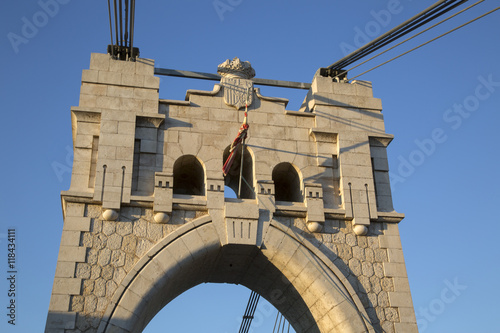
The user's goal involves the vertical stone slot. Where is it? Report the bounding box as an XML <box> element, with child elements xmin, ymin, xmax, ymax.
<box><xmin>120</xmin><ymin>166</ymin><xmax>126</xmax><ymax>203</ymax></box>
<box><xmin>131</xmin><ymin>139</ymin><xmax>141</xmax><ymax>192</ymax></box>
<box><xmin>365</xmin><ymin>183</ymin><xmax>371</xmax><ymax>219</ymax></box>
<box><xmin>132</xmin><ymin>118</ymin><xmax>162</xmax><ymax>196</ymax></box>
<box><xmin>369</xmin><ymin>140</ymin><xmax>394</xmax><ymax>212</ymax></box>
<box><xmin>101</xmin><ymin>165</ymin><xmax>107</xmax><ymax>202</ymax></box>
<box><xmin>370</xmin><ymin>158</ymin><xmax>379</xmax><ymax>205</ymax></box>
<box><xmin>88</xmin><ymin>136</ymin><xmax>99</xmax><ymax>188</ymax></box>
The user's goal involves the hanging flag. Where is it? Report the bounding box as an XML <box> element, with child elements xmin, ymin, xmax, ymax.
<box><xmin>223</xmin><ymin>110</ymin><xmax>249</xmax><ymax>176</ymax></box>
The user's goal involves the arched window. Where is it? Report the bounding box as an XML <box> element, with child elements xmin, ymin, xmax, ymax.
<box><xmin>272</xmin><ymin>162</ymin><xmax>303</xmax><ymax>202</ymax></box>
<box><xmin>223</xmin><ymin>145</ymin><xmax>254</xmax><ymax>199</ymax></box>
<box><xmin>173</xmin><ymin>155</ymin><xmax>205</xmax><ymax>196</ymax></box>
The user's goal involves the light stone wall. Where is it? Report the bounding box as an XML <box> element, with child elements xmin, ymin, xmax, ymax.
<box><xmin>273</xmin><ymin>216</ymin><xmax>415</xmax><ymax>333</ymax></box>
<box><xmin>46</xmin><ymin>53</ymin><xmax>418</xmax><ymax>333</ymax></box>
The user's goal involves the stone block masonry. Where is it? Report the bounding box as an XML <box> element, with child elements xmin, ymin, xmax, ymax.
<box><xmin>46</xmin><ymin>54</ymin><xmax>418</xmax><ymax>333</ymax></box>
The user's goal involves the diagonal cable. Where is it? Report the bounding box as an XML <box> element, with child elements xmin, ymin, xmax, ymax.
<box><xmin>238</xmin><ymin>291</ymin><xmax>260</xmax><ymax>333</ymax></box>
<box><xmin>348</xmin><ymin>6</ymin><xmax>500</xmax><ymax>81</ymax></box>
<box><xmin>332</xmin><ymin>0</ymin><xmax>484</xmax><ymax>81</ymax></box>
<box><xmin>327</xmin><ymin>0</ymin><xmax>467</xmax><ymax>70</ymax></box>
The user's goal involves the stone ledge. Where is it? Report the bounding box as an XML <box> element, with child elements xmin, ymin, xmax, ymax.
<box><xmin>225</xmin><ymin>199</ymin><xmax>259</xmax><ymax>219</ymax></box>
<box><xmin>159</xmin><ymin>99</ymin><xmax>191</xmax><ymax>106</ymax></box>
<box><xmin>173</xmin><ymin>195</ymin><xmax>207</xmax><ymax>206</ymax></box>
<box><xmin>369</xmin><ymin>134</ymin><xmax>394</xmax><ymax>148</ymax></box>
<box><xmin>285</xmin><ymin>110</ymin><xmax>315</xmax><ymax>117</ymax></box>
<box><xmin>375</xmin><ymin>211</ymin><xmax>405</xmax><ymax>223</ymax></box>
<box><xmin>324</xmin><ymin>208</ymin><xmax>347</xmax><ymax>220</ymax></box>
<box><xmin>275</xmin><ymin>202</ymin><xmax>307</xmax><ymax>218</ymax></box>
<box><xmin>309</xmin><ymin>128</ymin><xmax>338</xmax><ymax>143</ymax></box>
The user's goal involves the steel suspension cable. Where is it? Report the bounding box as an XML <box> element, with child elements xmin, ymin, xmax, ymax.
<box><xmin>107</xmin><ymin>0</ymin><xmax>114</xmax><ymax>57</ymax></box>
<box><xmin>328</xmin><ymin>0</ymin><xmax>467</xmax><ymax>70</ymax></box>
<box><xmin>274</xmin><ymin>313</ymin><xmax>283</xmax><ymax>333</ymax></box>
<box><xmin>123</xmin><ymin>0</ymin><xmax>129</xmax><ymax>46</ymax></box>
<box><xmin>118</xmin><ymin>0</ymin><xmax>123</xmax><ymax>46</ymax></box>
<box><xmin>113</xmin><ymin>0</ymin><xmax>119</xmax><ymax>47</ymax></box>
<box><xmin>335</xmin><ymin>0</ymin><xmax>467</xmax><ymax>69</ymax></box>
<box><xmin>238</xmin><ymin>291</ymin><xmax>260</xmax><ymax>333</ymax></box>
<box><xmin>130</xmin><ymin>0</ymin><xmax>136</xmax><ymax>59</ymax></box>
<box><xmin>272</xmin><ymin>311</ymin><xmax>280</xmax><ymax>333</ymax></box>
<box><xmin>348</xmin><ymin>6</ymin><xmax>500</xmax><ymax>81</ymax></box>
<box><xmin>332</xmin><ymin>0</ymin><xmax>484</xmax><ymax>81</ymax></box>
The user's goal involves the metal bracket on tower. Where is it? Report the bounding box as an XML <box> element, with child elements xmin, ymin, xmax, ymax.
<box><xmin>107</xmin><ymin>45</ymin><xmax>139</xmax><ymax>61</ymax></box>
<box><xmin>319</xmin><ymin>68</ymin><xmax>348</xmax><ymax>82</ymax></box>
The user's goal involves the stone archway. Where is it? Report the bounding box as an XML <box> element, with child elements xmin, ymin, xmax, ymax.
<box><xmin>98</xmin><ymin>215</ymin><xmax>373</xmax><ymax>333</ymax></box>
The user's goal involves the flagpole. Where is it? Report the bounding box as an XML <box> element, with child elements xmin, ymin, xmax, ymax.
<box><xmin>238</xmin><ymin>137</ymin><xmax>245</xmax><ymax>199</ymax></box>
<box><xmin>238</xmin><ymin>87</ymin><xmax>251</xmax><ymax>199</ymax></box>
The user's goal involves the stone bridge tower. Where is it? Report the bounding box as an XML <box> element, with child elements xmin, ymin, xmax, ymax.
<box><xmin>45</xmin><ymin>53</ymin><xmax>418</xmax><ymax>333</ymax></box>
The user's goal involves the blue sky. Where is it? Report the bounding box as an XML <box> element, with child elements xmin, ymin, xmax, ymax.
<box><xmin>0</xmin><ymin>1</ymin><xmax>499</xmax><ymax>332</ymax></box>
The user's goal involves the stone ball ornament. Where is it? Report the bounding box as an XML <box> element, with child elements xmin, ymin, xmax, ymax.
<box><xmin>353</xmin><ymin>224</ymin><xmax>368</xmax><ymax>236</ymax></box>
<box><xmin>102</xmin><ymin>209</ymin><xmax>119</xmax><ymax>221</ymax></box>
<box><xmin>154</xmin><ymin>212</ymin><xmax>170</xmax><ymax>224</ymax></box>
<box><xmin>307</xmin><ymin>221</ymin><xmax>323</xmax><ymax>233</ymax></box>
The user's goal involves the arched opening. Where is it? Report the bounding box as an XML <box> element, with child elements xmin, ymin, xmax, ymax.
<box><xmin>223</xmin><ymin>145</ymin><xmax>254</xmax><ymax>199</ymax></box>
<box><xmin>272</xmin><ymin>162</ymin><xmax>303</xmax><ymax>202</ymax></box>
<box><xmin>173</xmin><ymin>155</ymin><xmax>205</xmax><ymax>195</ymax></box>
<box><xmin>100</xmin><ymin>217</ymin><xmax>372</xmax><ymax>333</ymax></box>
<box><xmin>143</xmin><ymin>284</ymin><xmax>296</xmax><ymax>332</ymax></box>
<box><xmin>224</xmin><ymin>185</ymin><xmax>237</xmax><ymax>199</ymax></box>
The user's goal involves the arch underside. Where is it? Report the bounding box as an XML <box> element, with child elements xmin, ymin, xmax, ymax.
<box><xmin>100</xmin><ymin>216</ymin><xmax>373</xmax><ymax>333</ymax></box>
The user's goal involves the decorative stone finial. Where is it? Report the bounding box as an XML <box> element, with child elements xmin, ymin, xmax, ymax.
<box><xmin>217</xmin><ymin>57</ymin><xmax>256</xmax><ymax>79</ymax></box>
<box><xmin>103</xmin><ymin>209</ymin><xmax>119</xmax><ymax>221</ymax></box>
<box><xmin>154</xmin><ymin>212</ymin><xmax>170</xmax><ymax>224</ymax></box>
<box><xmin>353</xmin><ymin>225</ymin><xmax>368</xmax><ymax>236</ymax></box>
